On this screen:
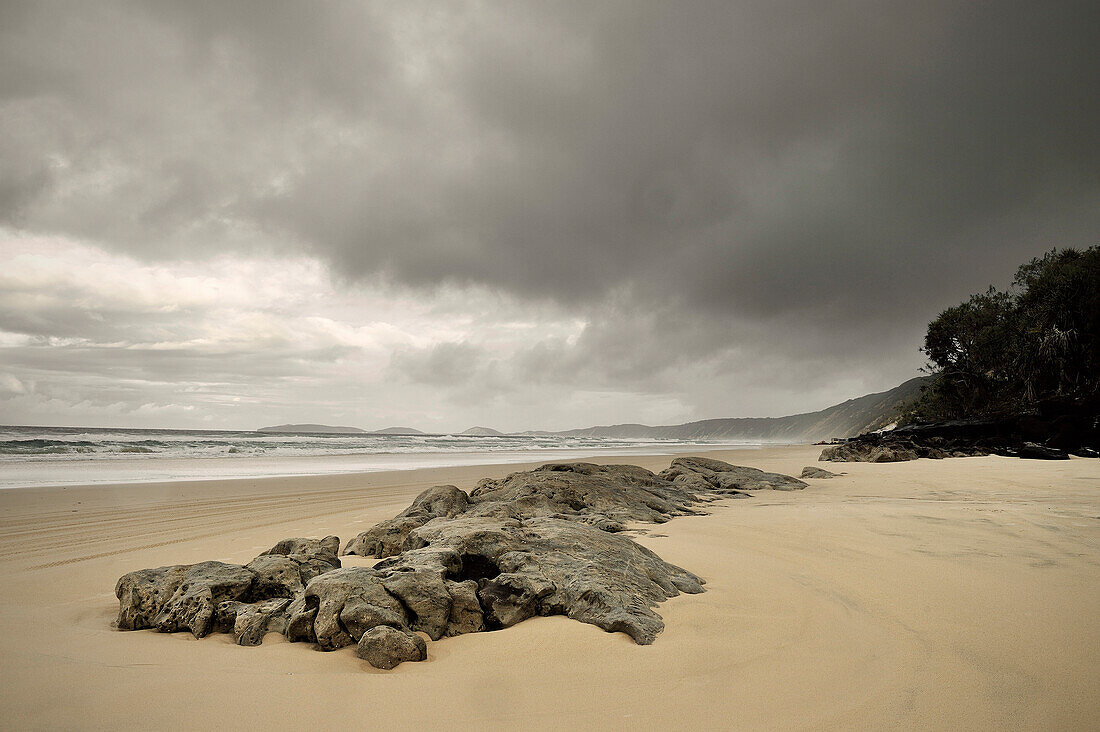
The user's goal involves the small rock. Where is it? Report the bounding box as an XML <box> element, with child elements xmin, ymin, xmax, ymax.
<box><xmin>800</xmin><ymin>466</ymin><xmax>839</xmax><ymax>478</ymax></box>
<box><xmin>356</xmin><ymin>626</ymin><xmax>427</xmax><ymax>670</ymax></box>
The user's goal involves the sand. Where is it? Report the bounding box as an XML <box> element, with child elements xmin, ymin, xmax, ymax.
<box><xmin>0</xmin><ymin>446</ymin><xmax>1097</xmax><ymax>730</ymax></box>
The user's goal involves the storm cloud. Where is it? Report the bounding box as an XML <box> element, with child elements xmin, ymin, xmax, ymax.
<box><xmin>1</xmin><ymin>1</ymin><xmax>1097</xmax><ymax>430</ymax></box>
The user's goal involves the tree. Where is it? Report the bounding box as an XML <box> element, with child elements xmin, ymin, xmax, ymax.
<box><xmin>912</xmin><ymin>245</ymin><xmax>1099</xmax><ymax>421</ymax></box>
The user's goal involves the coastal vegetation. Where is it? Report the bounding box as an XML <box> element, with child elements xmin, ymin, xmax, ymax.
<box><xmin>912</xmin><ymin>246</ymin><xmax>1099</xmax><ymax>421</ymax></box>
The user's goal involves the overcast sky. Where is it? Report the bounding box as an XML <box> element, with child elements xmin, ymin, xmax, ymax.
<box><xmin>1</xmin><ymin>1</ymin><xmax>1097</xmax><ymax>432</ymax></box>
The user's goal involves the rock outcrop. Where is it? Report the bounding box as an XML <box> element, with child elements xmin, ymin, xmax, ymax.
<box><xmin>342</xmin><ymin>485</ymin><xmax>469</xmax><ymax>557</ymax></box>
<box><xmin>800</xmin><ymin>466</ymin><xmax>839</xmax><ymax>478</ymax></box>
<box><xmin>114</xmin><ymin>537</ymin><xmax>341</xmax><ymax>642</ymax></box>
<box><xmin>659</xmin><ymin>457</ymin><xmax>809</xmax><ymax>492</ymax></box>
<box><xmin>116</xmin><ymin>458</ymin><xmax>809</xmax><ymax>669</ymax></box>
<box><xmin>819</xmin><ymin>398</ymin><xmax>1099</xmax><ymax>463</ymax></box>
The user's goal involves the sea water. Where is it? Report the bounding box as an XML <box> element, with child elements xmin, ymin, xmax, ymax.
<box><xmin>0</xmin><ymin>425</ymin><xmax>759</xmax><ymax>489</ymax></box>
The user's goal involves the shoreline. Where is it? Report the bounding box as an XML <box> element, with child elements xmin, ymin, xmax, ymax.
<box><xmin>0</xmin><ymin>442</ymin><xmax>776</xmax><ymax>491</ymax></box>
<box><xmin>1</xmin><ymin>445</ymin><xmax>1097</xmax><ymax>729</ymax></box>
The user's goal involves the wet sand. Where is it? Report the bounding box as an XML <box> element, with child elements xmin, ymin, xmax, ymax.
<box><xmin>0</xmin><ymin>446</ymin><xmax>1097</xmax><ymax>729</ymax></box>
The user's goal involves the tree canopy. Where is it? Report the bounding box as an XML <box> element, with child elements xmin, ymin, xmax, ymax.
<box><xmin>912</xmin><ymin>246</ymin><xmax>1100</xmax><ymax>421</ymax></box>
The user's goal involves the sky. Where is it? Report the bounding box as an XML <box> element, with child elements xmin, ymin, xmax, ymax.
<box><xmin>1</xmin><ymin>1</ymin><xmax>1097</xmax><ymax>432</ymax></box>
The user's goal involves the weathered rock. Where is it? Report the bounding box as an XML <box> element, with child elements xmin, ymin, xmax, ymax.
<box><xmin>151</xmin><ymin>561</ymin><xmax>256</xmax><ymax>637</ymax></box>
<box><xmin>284</xmin><ymin>594</ymin><xmax>318</xmax><ymax>643</ymax></box>
<box><xmin>343</xmin><ymin>487</ymin><xmax>469</xmax><ymax>557</ymax></box>
<box><xmin>800</xmin><ymin>466</ymin><xmax>840</xmax><ymax>478</ymax></box>
<box><xmin>403</xmin><ymin>514</ymin><xmax>705</xmax><ymax>644</ymax></box>
<box><xmin>356</xmin><ymin>625</ymin><xmax>427</xmax><ymax>670</ymax></box>
<box><xmin>469</xmin><ymin>462</ymin><xmax>707</xmax><ymax>526</ymax></box>
<box><xmin>246</xmin><ymin>554</ymin><xmax>305</xmax><ymax>598</ymax></box>
<box><xmin>115</xmin><ymin>565</ymin><xmax>188</xmax><ymax>631</ymax></box>
<box><xmin>114</xmin><ymin>458</ymin><xmax>811</xmax><ymax>667</ymax></box>
<box><xmin>215</xmin><ymin>598</ymin><xmax>292</xmax><ymax>646</ymax></box>
<box><xmin>115</xmin><ymin>537</ymin><xmax>342</xmax><ymax>639</ymax></box>
<box><xmin>443</xmin><ymin>579</ymin><xmax>484</xmax><ymax>635</ymax></box>
<box><xmin>819</xmin><ymin>442</ymin><xmax>922</xmax><ymax>463</ymax></box>
<box><xmin>259</xmin><ymin>535</ymin><xmax>341</xmax><ymax>582</ymax></box>
<box><xmin>300</xmin><ymin>567</ymin><xmax>411</xmax><ymax>650</ymax></box>
<box><xmin>661</xmin><ymin>457</ymin><xmax>808</xmax><ymax>492</ymax></box>
<box><xmin>818</xmin><ymin>401</ymin><xmax>1100</xmax><ymax>463</ymax></box>
<box><xmin>1010</xmin><ymin>442</ymin><xmax>1070</xmax><ymax>460</ymax></box>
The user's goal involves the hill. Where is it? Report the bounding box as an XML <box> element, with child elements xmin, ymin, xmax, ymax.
<box><xmin>256</xmin><ymin>424</ymin><xmax>366</xmax><ymax>434</ymax></box>
<box><xmin>458</xmin><ymin>426</ymin><xmax>505</xmax><ymax>436</ymax></box>
<box><xmin>558</xmin><ymin>377</ymin><xmax>928</xmax><ymax>442</ymax></box>
<box><xmin>371</xmin><ymin>427</ymin><xmax>427</xmax><ymax>435</ymax></box>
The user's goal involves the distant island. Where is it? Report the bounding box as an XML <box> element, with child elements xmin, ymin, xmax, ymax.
<box><xmin>256</xmin><ymin>424</ymin><xmax>366</xmax><ymax>434</ymax></box>
<box><xmin>371</xmin><ymin>427</ymin><xmax>426</xmax><ymax>435</ymax></box>
<box><xmin>458</xmin><ymin>426</ymin><xmax>505</xmax><ymax>436</ymax></box>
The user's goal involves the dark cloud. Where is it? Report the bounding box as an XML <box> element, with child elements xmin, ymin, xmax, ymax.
<box><xmin>1</xmin><ymin>1</ymin><xmax>1097</xmax><ymax>426</ymax></box>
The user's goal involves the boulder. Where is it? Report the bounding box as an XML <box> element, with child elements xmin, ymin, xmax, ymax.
<box><xmin>259</xmin><ymin>536</ymin><xmax>341</xmax><ymax>582</ymax></box>
<box><xmin>215</xmin><ymin>598</ymin><xmax>292</xmax><ymax>646</ymax></box>
<box><xmin>300</xmin><ymin>567</ymin><xmax>411</xmax><ymax>650</ymax></box>
<box><xmin>800</xmin><ymin>466</ymin><xmax>839</xmax><ymax>478</ymax></box>
<box><xmin>343</xmin><ymin>486</ymin><xmax>469</xmax><ymax>557</ymax></box>
<box><xmin>115</xmin><ymin>537</ymin><xmax>343</xmax><ymax>639</ymax></box>
<box><xmin>660</xmin><ymin>457</ymin><xmax>808</xmax><ymax>492</ymax></box>
<box><xmin>356</xmin><ymin>626</ymin><xmax>427</xmax><ymax>670</ymax></box>
<box><xmin>150</xmin><ymin>561</ymin><xmax>256</xmax><ymax>638</ymax></box>
<box><xmin>1008</xmin><ymin>442</ymin><xmax>1070</xmax><ymax>460</ymax></box>
<box><xmin>245</xmin><ymin>554</ymin><xmax>305</xmax><ymax>598</ymax></box>
<box><xmin>115</xmin><ymin>565</ymin><xmax>189</xmax><ymax>631</ymax></box>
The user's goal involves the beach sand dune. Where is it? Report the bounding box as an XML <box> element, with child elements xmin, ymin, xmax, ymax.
<box><xmin>0</xmin><ymin>446</ymin><xmax>1097</xmax><ymax>729</ymax></box>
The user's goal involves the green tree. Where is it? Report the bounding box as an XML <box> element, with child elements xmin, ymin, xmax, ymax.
<box><xmin>912</xmin><ymin>245</ymin><xmax>1099</xmax><ymax>421</ymax></box>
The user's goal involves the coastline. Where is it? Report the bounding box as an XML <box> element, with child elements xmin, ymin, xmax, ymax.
<box><xmin>0</xmin><ymin>440</ymin><xmax>768</xmax><ymax>490</ymax></box>
<box><xmin>1</xmin><ymin>445</ymin><xmax>1097</xmax><ymax>729</ymax></box>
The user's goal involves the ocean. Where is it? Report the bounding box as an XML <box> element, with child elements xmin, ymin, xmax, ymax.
<box><xmin>0</xmin><ymin>425</ymin><xmax>757</xmax><ymax>489</ymax></box>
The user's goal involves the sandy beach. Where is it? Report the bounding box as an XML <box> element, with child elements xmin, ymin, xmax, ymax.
<box><xmin>0</xmin><ymin>445</ymin><xmax>1097</xmax><ymax>730</ymax></box>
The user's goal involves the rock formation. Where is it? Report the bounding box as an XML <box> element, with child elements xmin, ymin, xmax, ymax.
<box><xmin>819</xmin><ymin>397</ymin><xmax>1100</xmax><ymax>463</ymax></box>
<box><xmin>800</xmin><ymin>466</ymin><xmax>839</xmax><ymax>478</ymax></box>
<box><xmin>115</xmin><ymin>458</ymin><xmax>809</xmax><ymax>669</ymax></box>
<box><xmin>357</xmin><ymin>626</ymin><xmax>427</xmax><ymax>669</ymax></box>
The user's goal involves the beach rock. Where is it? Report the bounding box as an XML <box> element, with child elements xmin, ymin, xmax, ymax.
<box><xmin>284</xmin><ymin>595</ymin><xmax>318</xmax><ymax>643</ymax></box>
<box><xmin>660</xmin><ymin>457</ymin><xmax>808</xmax><ymax>492</ymax></box>
<box><xmin>259</xmin><ymin>536</ymin><xmax>341</xmax><ymax>582</ymax></box>
<box><xmin>819</xmin><ymin>442</ymin><xmax>921</xmax><ymax>462</ymax></box>
<box><xmin>113</xmin><ymin>458</ymin><xmax>812</xmax><ymax>667</ymax></box>
<box><xmin>1009</xmin><ymin>442</ymin><xmax>1070</xmax><ymax>460</ymax></box>
<box><xmin>343</xmin><ymin>487</ymin><xmax>469</xmax><ymax>557</ymax></box>
<box><xmin>246</xmin><ymin>555</ymin><xmax>306</xmax><ymax>598</ymax></box>
<box><xmin>379</xmin><ymin>561</ymin><xmax>457</xmax><ymax>640</ymax></box>
<box><xmin>469</xmin><ymin>462</ymin><xmax>707</xmax><ymax>526</ymax></box>
<box><xmin>356</xmin><ymin>625</ymin><xmax>427</xmax><ymax>670</ymax></box>
<box><xmin>818</xmin><ymin>400</ymin><xmax>1100</xmax><ymax>463</ymax></box>
<box><xmin>301</xmin><ymin>567</ymin><xmax>411</xmax><ymax>650</ymax></box>
<box><xmin>800</xmin><ymin>466</ymin><xmax>840</xmax><ymax>478</ymax></box>
<box><xmin>151</xmin><ymin>561</ymin><xmax>256</xmax><ymax>637</ymax></box>
<box><xmin>443</xmin><ymin>579</ymin><xmax>485</xmax><ymax>635</ymax></box>
<box><xmin>115</xmin><ymin>537</ymin><xmax>341</xmax><ymax>639</ymax></box>
<box><xmin>215</xmin><ymin>598</ymin><xmax>292</xmax><ymax>646</ymax></box>
<box><xmin>115</xmin><ymin>565</ymin><xmax>189</xmax><ymax>631</ymax></box>
<box><xmin>404</xmin><ymin>514</ymin><xmax>705</xmax><ymax>644</ymax></box>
